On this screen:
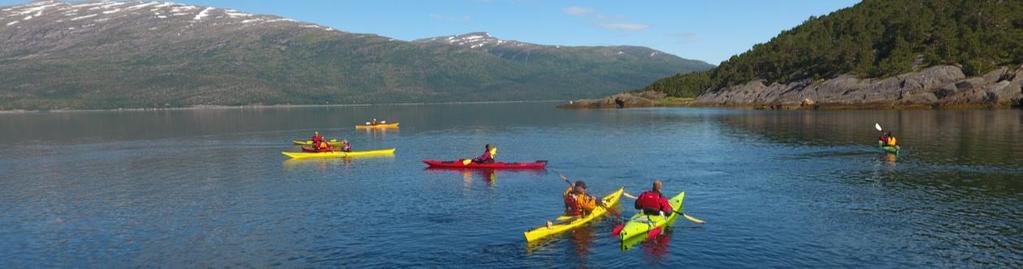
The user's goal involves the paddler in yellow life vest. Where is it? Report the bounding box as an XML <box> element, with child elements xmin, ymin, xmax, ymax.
<box><xmin>317</xmin><ymin>138</ymin><xmax>333</xmax><ymax>152</ymax></box>
<box><xmin>546</xmin><ymin>180</ymin><xmax>599</xmax><ymax>228</ymax></box>
<box><xmin>563</xmin><ymin>180</ymin><xmax>597</xmax><ymax>216</ymax></box>
<box><xmin>883</xmin><ymin>131</ymin><xmax>897</xmax><ymax>146</ymax></box>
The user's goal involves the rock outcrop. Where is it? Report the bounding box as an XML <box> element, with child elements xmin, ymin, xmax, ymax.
<box><xmin>558</xmin><ymin>91</ymin><xmax>666</xmax><ymax>109</ymax></box>
<box><xmin>694</xmin><ymin>65</ymin><xmax>1023</xmax><ymax>109</ymax></box>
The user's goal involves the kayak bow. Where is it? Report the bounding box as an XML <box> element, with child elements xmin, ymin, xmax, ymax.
<box><xmin>878</xmin><ymin>141</ymin><xmax>900</xmax><ymax>154</ymax></box>
<box><xmin>524</xmin><ymin>187</ymin><xmax>624</xmax><ymax>242</ymax></box>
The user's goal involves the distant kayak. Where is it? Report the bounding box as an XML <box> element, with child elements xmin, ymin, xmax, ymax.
<box><xmin>422</xmin><ymin>160</ymin><xmax>547</xmax><ymax>169</ymax></box>
<box><xmin>524</xmin><ymin>187</ymin><xmax>624</xmax><ymax>242</ymax></box>
<box><xmin>282</xmin><ymin>148</ymin><xmax>396</xmax><ymax>159</ymax></box>
<box><xmin>878</xmin><ymin>141</ymin><xmax>900</xmax><ymax>154</ymax></box>
<box><xmin>355</xmin><ymin>122</ymin><xmax>399</xmax><ymax>129</ymax></box>
<box><xmin>618</xmin><ymin>192</ymin><xmax>685</xmax><ymax>241</ymax></box>
<box><xmin>292</xmin><ymin>139</ymin><xmax>342</xmax><ymax>146</ymax></box>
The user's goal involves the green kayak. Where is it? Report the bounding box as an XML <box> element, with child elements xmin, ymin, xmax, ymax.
<box><xmin>618</xmin><ymin>192</ymin><xmax>685</xmax><ymax>242</ymax></box>
<box><xmin>878</xmin><ymin>141</ymin><xmax>900</xmax><ymax>154</ymax></box>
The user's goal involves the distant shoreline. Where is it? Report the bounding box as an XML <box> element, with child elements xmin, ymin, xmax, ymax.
<box><xmin>0</xmin><ymin>100</ymin><xmax>565</xmax><ymax>114</ymax></box>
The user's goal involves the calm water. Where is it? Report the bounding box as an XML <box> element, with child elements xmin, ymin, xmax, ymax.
<box><xmin>1</xmin><ymin>103</ymin><xmax>1021</xmax><ymax>268</ymax></box>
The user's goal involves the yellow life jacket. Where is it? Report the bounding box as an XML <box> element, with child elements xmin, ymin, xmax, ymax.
<box><xmin>886</xmin><ymin>137</ymin><xmax>897</xmax><ymax>146</ymax></box>
<box><xmin>488</xmin><ymin>147</ymin><xmax>497</xmax><ymax>159</ymax></box>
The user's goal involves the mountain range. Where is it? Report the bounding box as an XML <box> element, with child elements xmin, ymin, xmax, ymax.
<box><xmin>0</xmin><ymin>0</ymin><xmax>712</xmax><ymax>110</ymax></box>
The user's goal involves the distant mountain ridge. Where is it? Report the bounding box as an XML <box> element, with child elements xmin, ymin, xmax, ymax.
<box><xmin>0</xmin><ymin>0</ymin><xmax>713</xmax><ymax>110</ymax></box>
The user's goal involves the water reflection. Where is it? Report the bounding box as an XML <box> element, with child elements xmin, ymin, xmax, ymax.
<box><xmin>570</xmin><ymin>228</ymin><xmax>594</xmax><ymax>261</ymax></box>
<box><xmin>620</xmin><ymin>228</ymin><xmax>674</xmax><ymax>258</ymax></box>
<box><xmin>282</xmin><ymin>155</ymin><xmax>394</xmax><ymax>172</ymax></box>
<box><xmin>716</xmin><ymin>109</ymin><xmax>1023</xmax><ymax>167</ymax></box>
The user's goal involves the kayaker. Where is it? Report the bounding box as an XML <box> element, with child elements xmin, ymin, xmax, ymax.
<box><xmin>883</xmin><ymin>131</ymin><xmax>898</xmax><ymax>146</ymax></box>
<box><xmin>546</xmin><ymin>180</ymin><xmax>602</xmax><ymax>229</ymax></box>
<box><xmin>563</xmin><ymin>180</ymin><xmax>598</xmax><ymax>217</ymax></box>
<box><xmin>311</xmin><ymin>131</ymin><xmax>323</xmax><ymax>146</ymax></box>
<box><xmin>878</xmin><ymin>131</ymin><xmax>888</xmax><ymax>145</ymax></box>
<box><xmin>317</xmin><ymin>138</ymin><xmax>333</xmax><ymax>152</ymax></box>
<box><xmin>339</xmin><ymin>139</ymin><xmax>352</xmax><ymax>152</ymax></box>
<box><xmin>472</xmin><ymin>144</ymin><xmax>497</xmax><ymax>164</ymax></box>
<box><xmin>634</xmin><ymin>180</ymin><xmax>673</xmax><ymax>216</ymax></box>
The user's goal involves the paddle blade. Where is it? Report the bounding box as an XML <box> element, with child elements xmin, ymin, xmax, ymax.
<box><xmin>647</xmin><ymin>227</ymin><xmax>663</xmax><ymax>240</ymax></box>
<box><xmin>683</xmin><ymin>213</ymin><xmax>706</xmax><ymax>224</ymax></box>
<box><xmin>623</xmin><ymin>192</ymin><xmax>638</xmax><ymax>200</ymax></box>
<box><xmin>875</xmin><ymin>123</ymin><xmax>883</xmax><ymax>131</ymax></box>
<box><xmin>612</xmin><ymin>224</ymin><xmax>624</xmax><ymax>237</ymax></box>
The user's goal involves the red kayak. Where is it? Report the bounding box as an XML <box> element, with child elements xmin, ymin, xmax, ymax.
<box><xmin>422</xmin><ymin>160</ymin><xmax>547</xmax><ymax>169</ymax></box>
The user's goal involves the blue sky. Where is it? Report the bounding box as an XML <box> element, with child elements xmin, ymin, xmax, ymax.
<box><xmin>1</xmin><ymin>0</ymin><xmax>859</xmax><ymax>64</ymax></box>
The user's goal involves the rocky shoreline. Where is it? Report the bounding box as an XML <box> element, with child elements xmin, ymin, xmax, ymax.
<box><xmin>563</xmin><ymin>65</ymin><xmax>1023</xmax><ymax>109</ymax></box>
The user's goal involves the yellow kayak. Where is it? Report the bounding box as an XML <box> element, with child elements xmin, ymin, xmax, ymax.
<box><xmin>355</xmin><ymin>122</ymin><xmax>399</xmax><ymax>129</ymax></box>
<box><xmin>281</xmin><ymin>148</ymin><xmax>396</xmax><ymax>159</ymax></box>
<box><xmin>523</xmin><ymin>187</ymin><xmax>624</xmax><ymax>243</ymax></box>
<box><xmin>292</xmin><ymin>139</ymin><xmax>342</xmax><ymax>146</ymax></box>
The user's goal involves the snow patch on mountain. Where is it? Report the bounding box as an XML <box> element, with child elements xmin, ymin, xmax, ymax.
<box><xmin>193</xmin><ymin>7</ymin><xmax>213</xmax><ymax>20</ymax></box>
<box><xmin>418</xmin><ymin>32</ymin><xmax>531</xmax><ymax>49</ymax></box>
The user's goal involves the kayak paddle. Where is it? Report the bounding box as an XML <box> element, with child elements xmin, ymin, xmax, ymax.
<box><xmin>875</xmin><ymin>123</ymin><xmax>883</xmax><ymax>132</ymax></box>
<box><xmin>648</xmin><ymin>227</ymin><xmax>663</xmax><ymax>240</ymax></box>
<box><xmin>612</xmin><ymin>224</ymin><xmax>625</xmax><ymax>237</ymax></box>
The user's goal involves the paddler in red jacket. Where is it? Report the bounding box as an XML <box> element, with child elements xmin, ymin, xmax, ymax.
<box><xmin>311</xmin><ymin>131</ymin><xmax>324</xmax><ymax>146</ymax></box>
<box><xmin>472</xmin><ymin>144</ymin><xmax>497</xmax><ymax>164</ymax></box>
<box><xmin>635</xmin><ymin>180</ymin><xmax>673</xmax><ymax>216</ymax></box>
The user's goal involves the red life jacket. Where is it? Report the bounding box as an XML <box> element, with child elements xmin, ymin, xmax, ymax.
<box><xmin>634</xmin><ymin>191</ymin><xmax>672</xmax><ymax>214</ymax></box>
<box><xmin>564</xmin><ymin>194</ymin><xmax>580</xmax><ymax>216</ymax></box>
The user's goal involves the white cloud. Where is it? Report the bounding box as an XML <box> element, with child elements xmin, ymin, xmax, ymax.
<box><xmin>601</xmin><ymin>23</ymin><xmax>649</xmax><ymax>31</ymax></box>
<box><xmin>563</xmin><ymin>6</ymin><xmax>649</xmax><ymax>32</ymax></box>
<box><xmin>563</xmin><ymin>6</ymin><xmax>593</xmax><ymax>16</ymax></box>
